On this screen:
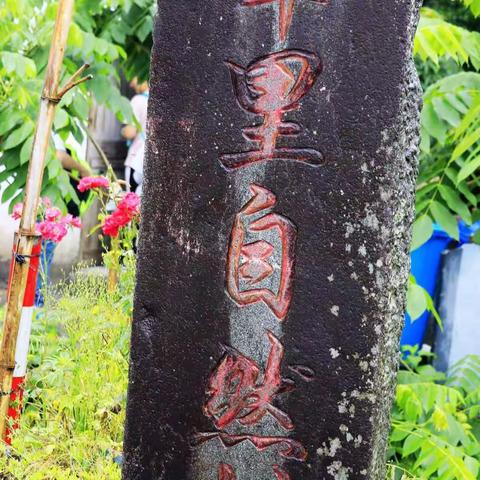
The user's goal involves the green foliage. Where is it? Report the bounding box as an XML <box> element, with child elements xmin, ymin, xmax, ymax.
<box><xmin>74</xmin><ymin>0</ymin><xmax>155</xmax><ymax>83</ymax></box>
<box><xmin>415</xmin><ymin>8</ymin><xmax>480</xmax><ymax>69</ymax></box>
<box><xmin>388</xmin><ymin>349</ymin><xmax>480</xmax><ymax>479</ymax></box>
<box><xmin>0</xmin><ymin>260</ymin><xmax>136</xmax><ymax>479</ymax></box>
<box><xmin>0</xmin><ymin>0</ymin><xmax>155</xmax><ymax>210</ymax></box>
<box><xmin>416</xmin><ymin>72</ymin><xmax>480</xmax><ymax>238</ymax></box>
<box><xmin>412</xmin><ymin>6</ymin><xmax>480</xmax><ymax>250</ymax></box>
<box><xmin>461</xmin><ymin>0</ymin><xmax>480</xmax><ymax>17</ymax></box>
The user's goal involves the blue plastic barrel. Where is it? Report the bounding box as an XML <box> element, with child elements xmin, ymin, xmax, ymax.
<box><xmin>400</xmin><ymin>226</ymin><xmax>453</xmax><ymax>347</ymax></box>
<box><xmin>400</xmin><ymin>221</ymin><xmax>480</xmax><ymax>347</ymax></box>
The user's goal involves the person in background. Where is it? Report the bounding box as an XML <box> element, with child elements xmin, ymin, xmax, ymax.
<box><xmin>35</xmin><ymin>135</ymin><xmax>91</xmax><ymax>307</ymax></box>
<box><xmin>121</xmin><ymin>78</ymin><xmax>149</xmax><ymax>195</ymax></box>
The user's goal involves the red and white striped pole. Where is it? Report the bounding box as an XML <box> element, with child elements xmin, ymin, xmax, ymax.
<box><xmin>4</xmin><ymin>234</ymin><xmax>42</xmax><ymax>444</ymax></box>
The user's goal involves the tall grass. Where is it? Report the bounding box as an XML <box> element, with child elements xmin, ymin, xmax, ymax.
<box><xmin>0</xmin><ymin>260</ymin><xmax>134</xmax><ymax>480</ymax></box>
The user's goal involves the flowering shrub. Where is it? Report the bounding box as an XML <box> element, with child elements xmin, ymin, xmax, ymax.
<box><xmin>11</xmin><ymin>197</ymin><xmax>81</xmax><ymax>244</ymax></box>
<box><xmin>77</xmin><ymin>175</ymin><xmax>140</xmax><ymax>291</ymax></box>
<box><xmin>102</xmin><ymin>193</ymin><xmax>140</xmax><ymax>238</ymax></box>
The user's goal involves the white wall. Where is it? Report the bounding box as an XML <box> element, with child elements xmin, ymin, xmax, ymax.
<box><xmin>0</xmin><ymin>192</ymin><xmax>17</xmax><ymax>263</ymax></box>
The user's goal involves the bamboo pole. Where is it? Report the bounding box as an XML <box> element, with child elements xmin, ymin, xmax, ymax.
<box><xmin>0</xmin><ymin>0</ymin><xmax>85</xmax><ymax>443</ymax></box>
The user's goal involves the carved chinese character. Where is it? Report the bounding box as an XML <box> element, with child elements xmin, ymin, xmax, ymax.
<box><xmin>196</xmin><ymin>432</ymin><xmax>307</xmax><ymax>462</ymax></box>
<box><xmin>220</xmin><ymin>50</ymin><xmax>323</xmax><ymax>171</ymax></box>
<box><xmin>226</xmin><ymin>184</ymin><xmax>296</xmax><ymax>320</ymax></box>
<box><xmin>241</xmin><ymin>0</ymin><xmax>329</xmax><ymax>42</ymax></box>
<box><xmin>204</xmin><ymin>331</ymin><xmax>295</xmax><ymax>430</ymax></box>
<box><xmin>196</xmin><ymin>331</ymin><xmax>310</xmax><ymax>479</ymax></box>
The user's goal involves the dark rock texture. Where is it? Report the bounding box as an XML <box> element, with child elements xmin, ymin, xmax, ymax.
<box><xmin>123</xmin><ymin>1</ymin><xmax>422</xmax><ymax>479</ymax></box>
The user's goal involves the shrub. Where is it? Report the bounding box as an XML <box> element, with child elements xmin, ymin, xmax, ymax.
<box><xmin>387</xmin><ymin>347</ymin><xmax>480</xmax><ymax>479</ymax></box>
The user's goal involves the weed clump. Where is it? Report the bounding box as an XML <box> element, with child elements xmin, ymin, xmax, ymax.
<box><xmin>0</xmin><ymin>261</ymin><xmax>135</xmax><ymax>479</ymax></box>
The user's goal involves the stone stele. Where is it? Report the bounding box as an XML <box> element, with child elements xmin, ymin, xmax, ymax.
<box><xmin>122</xmin><ymin>1</ymin><xmax>422</xmax><ymax>479</ymax></box>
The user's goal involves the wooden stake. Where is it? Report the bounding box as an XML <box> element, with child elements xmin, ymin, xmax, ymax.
<box><xmin>0</xmin><ymin>0</ymin><xmax>83</xmax><ymax>443</ymax></box>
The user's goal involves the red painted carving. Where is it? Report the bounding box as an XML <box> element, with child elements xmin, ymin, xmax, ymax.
<box><xmin>241</xmin><ymin>0</ymin><xmax>329</xmax><ymax>42</ymax></box>
<box><xmin>195</xmin><ymin>432</ymin><xmax>307</xmax><ymax>461</ymax></box>
<box><xmin>273</xmin><ymin>465</ymin><xmax>291</xmax><ymax>480</ymax></box>
<box><xmin>204</xmin><ymin>331</ymin><xmax>295</xmax><ymax>430</ymax></box>
<box><xmin>226</xmin><ymin>184</ymin><xmax>296</xmax><ymax>320</ymax></box>
<box><xmin>198</xmin><ymin>332</ymin><xmax>308</xmax><ymax>478</ymax></box>
<box><xmin>219</xmin><ymin>463</ymin><xmax>237</xmax><ymax>480</ymax></box>
<box><xmin>221</xmin><ymin>50</ymin><xmax>323</xmax><ymax>171</ymax></box>
<box><xmin>288</xmin><ymin>365</ymin><xmax>315</xmax><ymax>382</ymax></box>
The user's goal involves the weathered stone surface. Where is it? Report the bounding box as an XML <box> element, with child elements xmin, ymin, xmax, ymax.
<box><xmin>123</xmin><ymin>1</ymin><xmax>422</xmax><ymax>479</ymax></box>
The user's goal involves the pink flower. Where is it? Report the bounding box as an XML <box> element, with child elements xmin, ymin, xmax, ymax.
<box><xmin>38</xmin><ymin>221</ymin><xmax>69</xmax><ymax>243</ymax></box>
<box><xmin>12</xmin><ymin>196</ymin><xmax>83</xmax><ymax>243</ymax></box>
<box><xmin>60</xmin><ymin>214</ymin><xmax>82</xmax><ymax>229</ymax></box>
<box><xmin>102</xmin><ymin>215</ymin><xmax>120</xmax><ymax>237</ymax></box>
<box><xmin>12</xmin><ymin>203</ymin><xmax>23</xmax><ymax>220</ymax></box>
<box><xmin>101</xmin><ymin>196</ymin><xmax>140</xmax><ymax>237</ymax></box>
<box><xmin>51</xmin><ymin>223</ymin><xmax>68</xmax><ymax>243</ymax></box>
<box><xmin>101</xmin><ymin>210</ymin><xmax>129</xmax><ymax>237</ymax></box>
<box><xmin>77</xmin><ymin>176</ymin><xmax>110</xmax><ymax>193</ymax></box>
<box><xmin>118</xmin><ymin>192</ymin><xmax>140</xmax><ymax>216</ymax></box>
<box><xmin>115</xmin><ymin>208</ymin><xmax>132</xmax><ymax>226</ymax></box>
<box><xmin>61</xmin><ymin>214</ymin><xmax>73</xmax><ymax>225</ymax></box>
<box><xmin>45</xmin><ymin>207</ymin><xmax>62</xmax><ymax>222</ymax></box>
<box><xmin>100</xmin><ymin>192</ymin><xmax>140</xmax><ymax>237</ymax></box>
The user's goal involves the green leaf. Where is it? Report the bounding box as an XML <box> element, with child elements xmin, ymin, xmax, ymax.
<box><xmin>136</xmin><ymin>16</ymin><xmax>153</xmax><ymax>42</ymax></box>
<box><xmin>20</xmin><ymin>136</ymin><xmax>33</xmax><ymax>165</ymax></box>
<box><xmin>402</xmin><ymin>433</ymin><xmax>424</xmax><ymax>457</ymax></box>
<box><xmin>407</xmin><ymin>283</ymin><xmax>428</xmax><ymax>321</ymax></box>
<box><xmin>453</xmin><ymin>100</ymin><xmax>480</xmax><ymax>142</ymax></box>
<box><xmin>89</xmin><ymin>76</ymin><xmax>113</xmax><ymax>104</ymax></box>
<box><xmin>452</xmin><ymin>128</ymin><xmax>480</xmax><ymax>161</ymax></box>
<box><xmin>115</xmin><ymin>96</ymin><xmax>134</xmax><ymax>123</ymax></box>
<box><xmin>426</xmin><ymin>292</ymin><xmax>443</xmax><ymax>331</ymax></box>
<box><xmin>0</xmin><ymin>51</ymin><xmax>37</xmax><ymax>78</ymax></box>
<box><xmin>2</xmin><ymin>122</ymin><xmax>34</xmax><ymax>150</ymax></box>
<box><xmin>458</xmin><ymin>156</ymin><xmax>480</xmax><ymax>183</ymax></box>
<box><xmin>68</xmin><ymin>94</ymin><xmax>89</xmax><ymax>120</ymax></box>
<box><xmin>462</xmin><ymin>0</ymin><xmax>480</xmax><ymax>17</ymax></box>
<box><xmin>1</xmin><ymin>175</ymin><xmax>23</xmax><ymax>203</ymax></box>
<box><xmin>411</xmin><ymin>215</ymin><xmax>434</xmax><ymax>251</ymax></box>
<box><xmin>390</xmin><ymin>427</ymin><xmax>409</xmax><ymax>442</ymax></box>
<box><xmin>456</xmin><ymin>180</ymin><xmax>477</xmax><ymax>207</ymax></box>
<box><xmin>0</xmin><ymin>110</ymin><xmax>23</xmax><ymax>136</ymax></box>
<box><xmin>420</xmin><ymin>127</ymin><xmax>431</xmax><ymax>153</ymax></box>
<box><xmin>54</xmin><ymin>108</ymin><xmax>69</xmax><ymax>130</ymax></box>
<box><xmin>47</xmin><ymin>157</ymin><xmax>62</xmax><ymax>179</ymax></box>
<box><xmin>67</xmin><ymin>22</ymin><xmax>84</xmax><ymax>49</ymax></box>
<box><xmin>432</xmin><ymin>97</ymin><xmax>461</xmax><ymax>128</ymax></box>
<box><xmin>431</xmin><ymin>201</ymin><xmax>459</xmax><ymax>241</ymax></box>
<box><xmin>438</xmin><ymin>185</ymin><xmax>472</xmax><ymax>224</ymax></box>
<box><xmin>0</xmin><ymin>147</ymin><xmax>21</xmax><ymax>171</ymax></box>
<box><xmin>93</xmin><ymin>37</ymin><xmax>109</xmax><ymax>56</ymax></box>
<box><xmin>421</xmin><ymin>102</ymin><xmax>448</xmax><ymax>144</ymax></box>
<box><xmin>464</xmin><ymin>457</ymin><xmax>480</xmax><ymax>478</ymax></box>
